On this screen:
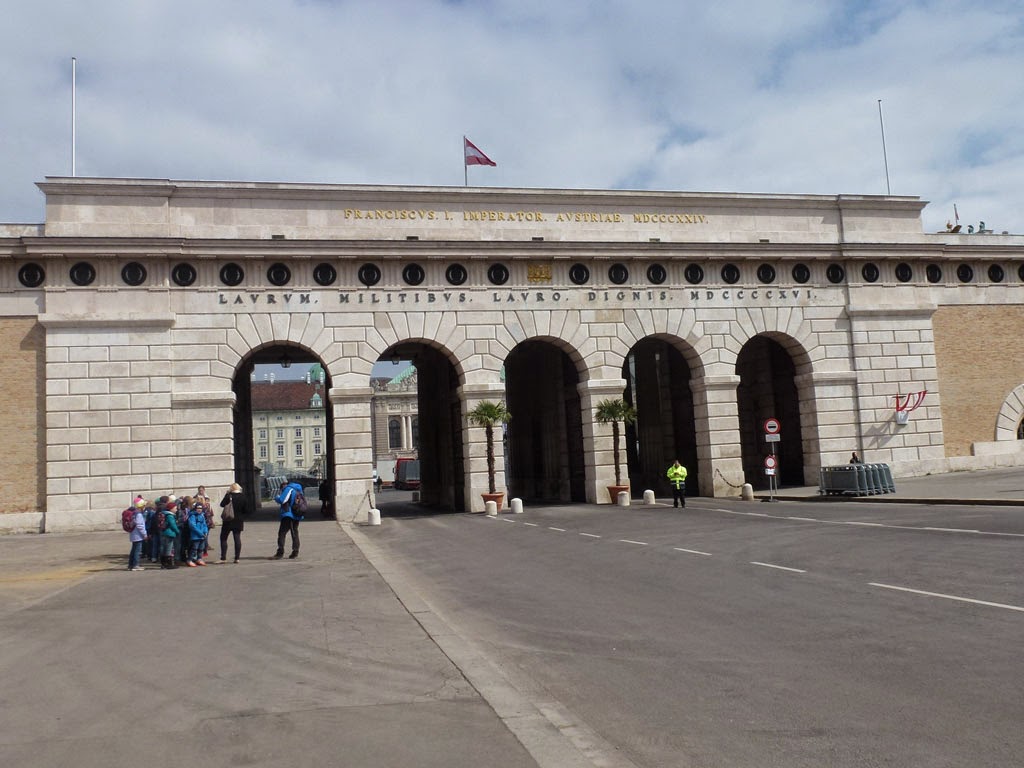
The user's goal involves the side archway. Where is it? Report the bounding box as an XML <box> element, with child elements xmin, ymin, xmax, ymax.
<box><xmin>735</xmin><ymin>333</ymin><xmax>812</xmax><ymax>487</ymax></box>
<box><xmin>995</xmin><ymin>383</ymin><xmax>1024</xmax><ymax>441</ymax></box>
<box><xmin>504</xmin><ymin>338</ymin><xmax>587</xmax><ymax>502</ymax></box>
<box><xmin>622</xmin><ymin>336</ymin><xmax>701</xmax><ymax>496</ymax></box>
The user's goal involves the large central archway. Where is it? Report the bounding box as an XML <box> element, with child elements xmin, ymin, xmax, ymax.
<box><xmin>623</xmin><ymin>337</ymin><xmax>699</xmax><ymax>496</ymax></box>
<box><xmin>504</xmin><ymin>340</ymin><xmax>586</xmax><ymax>502</ymax></box>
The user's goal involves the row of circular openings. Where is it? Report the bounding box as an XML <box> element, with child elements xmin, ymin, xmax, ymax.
<box><xmin>16</xmin><ymin>260</ymin><xmax>1021</xmax><ymax>289</ymax></box>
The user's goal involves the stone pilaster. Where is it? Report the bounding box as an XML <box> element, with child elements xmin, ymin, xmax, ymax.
<box><xmin>690</xmin><ymin>375</ymin><xmax>743</xmax><ymax>496</ymax></box>
<box><xmin>458</xmin><ymin>383</ymin><xmax>508</xmax><ymax>512</ymax></box>
<box><xmin>577</xmin><ymin>378</ymin><xmax>629</xmax><ymax>504</ymax></box>
<box><xmin>328</xmin><ymin>385</ymin><xmax>376</xmax><ymax>523</ymax></box>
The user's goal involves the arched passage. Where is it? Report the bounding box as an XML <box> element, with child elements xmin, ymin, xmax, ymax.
<box><xmin>736</xmin><ymin>335</ymin><xmax>806</xmax><ymax>487</ymax></box>
<box><xmin>623</xmin><ymin>337</ymin><xmax>699</xmax><ymax>496</ymax></box>
<box><xmin>233</xmin><ymin>343</ymin><xmax>333</xmax><ymax>510</ymax></box>
<box><xmin>505</xmin><ymin>340</ymin><xmax>586</xmax><ymax>502</ymax></box>
<box><xmin>372</xmin><ymin>342</ymin><xmax>465</xmax><ymax>512</ymax></box>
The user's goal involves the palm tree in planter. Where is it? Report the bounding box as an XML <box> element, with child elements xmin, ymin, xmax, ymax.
<box><xmin>467</xmin><ymin>400</ymin><xmax>511</xmax><ymax>510</ymax></box>
<box><xmin>594</xmin><ymin>397</ymin><xmax>637</xmax><ymax>502</ymax></box>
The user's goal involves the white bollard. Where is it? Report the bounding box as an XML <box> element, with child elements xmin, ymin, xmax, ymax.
<box><xmin>411</xmin><ymin>491</ymin><xmax>420</xmax><ymax>503</ymax></box>
<box><xmin>510</xmin><ymin>497</ymin><xmax>524</xmax><ymax>514</ymax></box>
<box><xmin>643</xmin><ymin>489</ymin><xmax>656</xmax><ymax>505</ymax></box>
<box><xmin>367</xmin><ymin>508</ymin><xmax>381</xmax><ymax>525</ymax></box>
<box><xmin>485</xmin><ymin>500</ymin><xmax>498</xmax><ymax>516</ymax></box>
<box><xmin>741</xmin><ymin>483</ymin><xmax>754</xmax><ymax>501</ymax></box>
<box><xmin>617</xmin><ymin>490</ymin><xmax>630</xmax><ymax>507</ymax></box>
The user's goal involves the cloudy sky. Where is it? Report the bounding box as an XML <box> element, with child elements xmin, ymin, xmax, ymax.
<box><xmin>3</xmin><ymin>0</ymin><xmax>1023</xmax><ymax>234</ymax></box>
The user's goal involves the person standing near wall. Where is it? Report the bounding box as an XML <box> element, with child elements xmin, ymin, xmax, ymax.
<box><xmin>218</xmin><ymin>483</ymin><xmax>248</xmax><ymax>563</ymax></box>
<box><xmin>666</xmin><ymin>460</ymin><xmax>688</xmax><ymax>508</ymax></box>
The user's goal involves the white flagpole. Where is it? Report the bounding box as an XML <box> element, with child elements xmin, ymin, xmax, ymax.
<box><xmin>71</xmin><ymin>57</ymin><xmax>77</xmax><ymax>176</ymax></box>
<box><xmin>463</xmin><ymin>135</ymin><xmax>468</xmax><ymax>187</ymax></box>
<box><xmin>877</xmin><ymin>99</ymin><xmax>890</xmax><ymax>195</ymax></box>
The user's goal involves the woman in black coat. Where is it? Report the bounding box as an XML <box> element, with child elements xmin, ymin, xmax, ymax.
<box><xmin>219</xmin><ymin>483</ymin><xmax>249</xmax><ymax>563</ymax></box>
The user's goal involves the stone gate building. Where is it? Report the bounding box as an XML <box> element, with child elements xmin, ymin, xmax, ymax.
<box><xmin>2</xmin><ymin>177</ymin><xmax>1023</xmax><ymax>532</ymax></box>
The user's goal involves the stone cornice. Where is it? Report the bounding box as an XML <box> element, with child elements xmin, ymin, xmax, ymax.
<box><xmin>37</xmin><ymin>176</ymin><xmax>926</xmax><ymax>213</ymax></box>
<box><xmin>170</xmin><ymin>391</ymin><xmax>236</xmax><ymax>408</ymax></box>
<box><xmin>38</xmin><ymin>312</ymin><xmax>176</xmax><ymax>328</ymax></box>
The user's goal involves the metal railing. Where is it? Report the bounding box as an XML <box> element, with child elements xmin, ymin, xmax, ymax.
<box><xmin>819</xmin><ymin>463</ymin><xmax>895</xmax><ymax>496</ymax></box>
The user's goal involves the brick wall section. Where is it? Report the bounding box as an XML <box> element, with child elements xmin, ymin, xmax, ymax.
<box><xmin>0</xmin><ymin>319</ymin><xmax>45</xmax><ymax>514</ymax></box>
<box><xmin>933</xmin><ymin>306</ymin><xmax>1024</xmax><ymax>456</ymax></box>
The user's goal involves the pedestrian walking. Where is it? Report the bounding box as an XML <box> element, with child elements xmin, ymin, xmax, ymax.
<box><xmin>666</xmin><ymin>460</ymin><xmax>688</xmax><ymax>508</ymax></box>
<box><xmin>273</xmin><ymin>480</ymin><xmax>305</xmax><ymax>559</ymax></box>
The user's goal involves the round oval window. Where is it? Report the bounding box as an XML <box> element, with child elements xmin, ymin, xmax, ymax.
<box><xmin>219</xmin><ymin>263</ymin><xmax>244</xmax><ymax>287</ymax></box>
<box><xmin>357</xmin><ymin>264</ymin><xmax>381</xmax><ymax>287</ymax></box>
<box><xmin>313</xmin><ymin>263</ymin><xmax>337</xmax><ymax>286</ymax></box>
<box><xmin>171</xmin><ymin>263</ymin><xmax>197</xmax><ymax>287</ymax></box>
<box><xmin>568</xmin><ymin>263</ymin><xmax>590</xmax><ymax>285</ymax></box>
<box><xmin>267</xmin><ymin>263</ymin><xmax>292</xmax><ymax>287</ymax></box>
<box><xmin>18</xmin><ymin>263</ymin><xmax>45</xmax><ymax>288</ymax></box>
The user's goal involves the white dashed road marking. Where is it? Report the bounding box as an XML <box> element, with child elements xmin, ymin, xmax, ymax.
<box><xmin>579</xmin><ymin>532</ymin><xmax>601</xmax><ymax>538</ymax></box>
<box><xmin>869</xmin><ymin>582</ymin><xmax>1024</xmax><ymax>613</ymax></box>
<box><xmin>619</xmin><ymin>539</ymin><xmax>648</xmax><ymax>546</ymax></box>
<box><xmin>673</xmin><ymin>547</ymin><xmax>712</xmax><ymax>557</ymax></box>
<box><xmin>549</xmin><ymin>527</ymin><xmax>566</xmax><ymax>532</ymax></box>
<box><xmin>751</xmin><ymin>561</ymin><xmax>806</xmax><ymax>574</ymax></box>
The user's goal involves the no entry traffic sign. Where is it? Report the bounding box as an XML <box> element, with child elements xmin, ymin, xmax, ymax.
<box><xmin>763</xmin><ymin>417</ymin><xmax>781</xmax><ymax>435</ymax></box>
<box><xmin>764</xmin><ymin>455</ymin><xmax>778</xmax><ymax>469</ymax></box>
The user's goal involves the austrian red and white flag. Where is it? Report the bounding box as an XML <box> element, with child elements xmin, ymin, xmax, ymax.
<box><xmin>464</xmin><ymin>137</ymin><xmax>496</xmax><ymax>167</ymax></box>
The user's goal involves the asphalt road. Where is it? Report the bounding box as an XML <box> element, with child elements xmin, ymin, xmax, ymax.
<box><xmin>366</xmin><ymin>498</ymin><xmax>1024</xmax><ymax>768</ymax></box>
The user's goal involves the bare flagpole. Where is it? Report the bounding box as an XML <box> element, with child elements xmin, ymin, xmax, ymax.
<box><xmin>877</xmin><ymin>99</ymin><xmax>890</xmax><ymax>195</ymax></box>
<box><xmin>71</xmin><ymin>57</ymin><xmax>77</xmax><ymax>176</ymax></box>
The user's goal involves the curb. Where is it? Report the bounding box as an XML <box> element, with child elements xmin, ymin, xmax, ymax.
<box><xmin>340</xmin><ymin>520</ymin><xmax>640</xmax><ymax>768</ymax></box>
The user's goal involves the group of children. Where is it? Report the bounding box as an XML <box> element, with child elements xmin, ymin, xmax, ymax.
<box><xmin>123</xmin><ymin>486</ymin><xmax>217</xmax><ymax>570</ymax></box>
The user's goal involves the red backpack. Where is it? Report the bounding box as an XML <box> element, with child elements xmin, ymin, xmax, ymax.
<box><xmin>121</xmin><ymin>508</ymin><xmax>137</xmax><ymax>532</ymax></box>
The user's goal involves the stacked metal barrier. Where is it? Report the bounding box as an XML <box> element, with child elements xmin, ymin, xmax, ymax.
<box><xmin>819</xmin><ymin>463</ymin><xmax>895</xmax><ymax>496</ymax></box>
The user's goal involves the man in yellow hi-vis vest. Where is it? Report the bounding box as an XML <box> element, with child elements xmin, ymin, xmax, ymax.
<box><xmin>666</xmin><ymin>460</ymin><xmax>688</xmax><ymax>508</ymax></box>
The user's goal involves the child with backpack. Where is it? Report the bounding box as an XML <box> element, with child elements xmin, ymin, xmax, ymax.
<box><xmin>124</xmin><ymin>499</ymin><xmax>148</xmax><ymax>571</ymax></box>
<box><xmin>186</xmin><ymin>503</ymin><xmax>210</xmax><ymax>567</ymax></box>
<box><xmin>159</xmin><ymin>500</ymin><xmax>179</xmax><ymax>569</ymax></box>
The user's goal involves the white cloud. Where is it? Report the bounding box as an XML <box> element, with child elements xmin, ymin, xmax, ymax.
<box><xmin>2</xmin><ymin>0</ymin><xmax>1022</xmax><ymax>233</ymax></box>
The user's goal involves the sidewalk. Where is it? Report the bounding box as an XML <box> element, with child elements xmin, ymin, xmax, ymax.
<box><xmin>0</xmin><ymin>513</ymin><xmax>574</xmax><ymax>768</ymax></box>
<box><xmin>756</xmin><ymin>466</ymin><xmax>1024</xmax><ymax>505</ymax></box>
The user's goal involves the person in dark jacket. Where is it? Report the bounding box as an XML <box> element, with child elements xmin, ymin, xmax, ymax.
<box><xmin>218</xmin><ymin>482</ymin><xmax>248</xmax><ymax>564</ymax></box>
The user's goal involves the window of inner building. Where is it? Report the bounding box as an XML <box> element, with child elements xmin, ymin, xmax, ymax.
<box><xmin>296</xmin><ymin>460</ymin><xmax>303</xmax><ymax>467</ymax></box>
<box><xmin>295</xmin><ymin>428</ymin><xmax>302</xmax><ymax>438</ymax></box>
<box><xmin>314</xmin><ymin>442</ymin><xmax>322</xmax><ymax>455</ymax></box>
<box><xmin>389</xmin><ymin>418</ymin><xmax>402</xmax><ymax>449</ymax></box>
<box><xmin>259</xmin><ymin>429</ymin><xmax>267</xmax><ymax>439</ymax></box>
<box><xmin>276</xmin><ymin>429</ymin><xmax>284</xmax><ymax>439</ymax></box>
<box><xmin>276</xmin><ymin>445</ymin><xmax>285</xmax><ymax>458</ymax></box>
<box><xmin>313</xmin><ymin>427</ymin><xmax>321</xmax><ymax>437</ymax></box>
<box><xmin>259</xmin><ymin>446</ymin><xmax>267</xmax><ymax>459</ymax></box>
<box><xmin>295</xmin><ymin>443</ymin><xmax>303</xmax><ymax>457</ymax></box>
